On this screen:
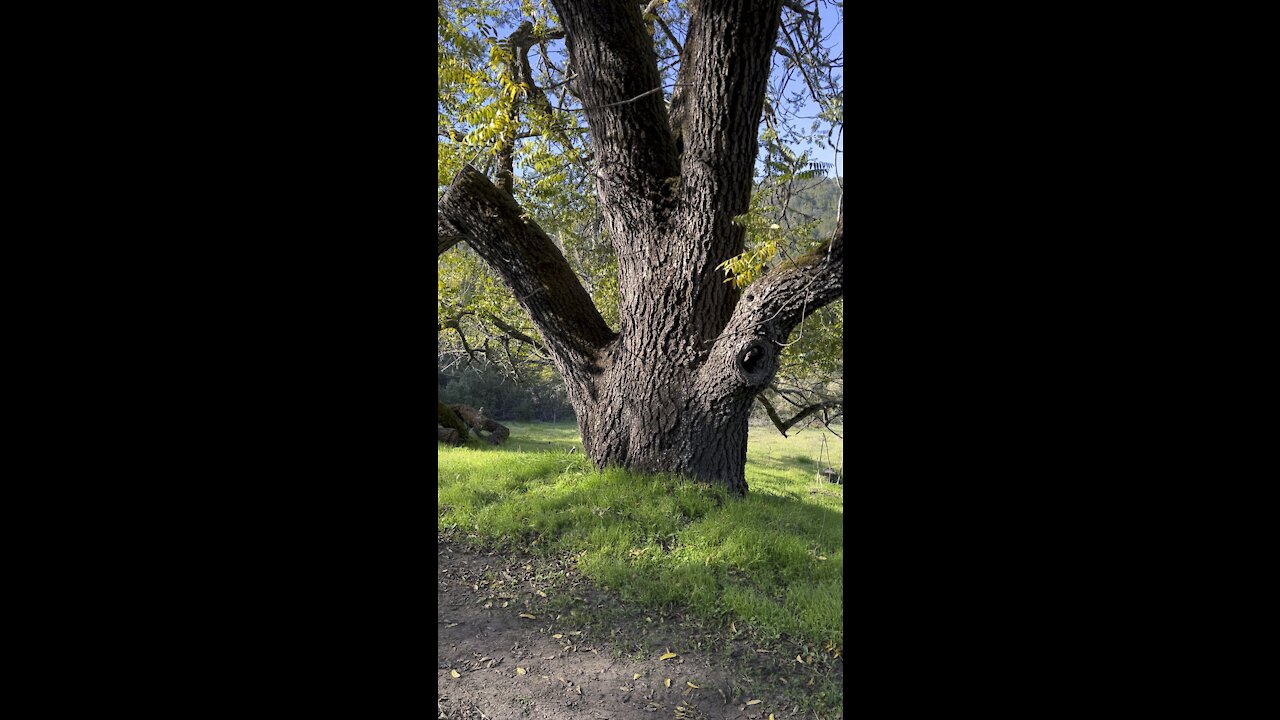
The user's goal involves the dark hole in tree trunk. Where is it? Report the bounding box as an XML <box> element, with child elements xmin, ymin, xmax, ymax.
<box><xmin>735</xmin><ymin>339</ymin><xmax>773</xmax><ymax>385</ymax></box>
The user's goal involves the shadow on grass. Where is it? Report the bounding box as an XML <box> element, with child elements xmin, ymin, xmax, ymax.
<box><xmin>486</xmin><ymin>437</ymin><xmax>583</xmax><ymax>454</ymax></box>
<box><xmin>750</xmin><ymin>452</ymin><xmax>823</xmax><ymax>475</ymax></box>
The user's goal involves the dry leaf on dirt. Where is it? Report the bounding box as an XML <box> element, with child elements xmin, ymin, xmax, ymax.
<box><xmin>519</xmin><ymin>613</ymin><xmax>537</xmax><ymax>619</ymax></box>
<box><xmin>746</xmin><ymin>699</ymin><xmax>762</xmax><ymax>705</ymax></box>
<box><xmin>516</xmin><ymin>667</ymin><xmax>526</xmax><ymax>675</ymax></box>
<box><xmin>634</xmin><ymin>673</ymin><xmax>641</xmax><ymax>680</ymax></box>
<box><xmin>450</xmin><ymin>670</ymin><xmax>460</xmax><ymax>678</ymax></box>
<box><xmin>686</xmin><ymin>681</ymin><xmax>700</xmax><ymax>688</ymax></box>
<box><xmin>665</xmin><ymin>678</ymin><xmax>672</xmax><ymax>687</ymax></box>
<box><xmin>660</xmin><ymin>651</ymin><xmax>678</xmax><ymax>660</ymax></box>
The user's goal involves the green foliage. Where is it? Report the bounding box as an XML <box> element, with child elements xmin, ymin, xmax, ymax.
<box><xmin>717</xmin><ymin>148</ymin><xmax>834</xmax><ymax>289</ymax></box>
<box><xmin>440</xmin><ymin>361</ymin><xmax>574</xmax><ymax>422</ymax></box>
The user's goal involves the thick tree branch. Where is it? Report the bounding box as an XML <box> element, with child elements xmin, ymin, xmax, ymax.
<box><xmin>438</xmin><ymin>214</ymin><xmax>463</xmax><ymax>256</ymax></box>
<box><xmin>662</xmin><ymin>0</ymin><xmax>784</xmax><ymax>347</ymax></box>
<box><xmin>743</xmin><ymin>215</ymin><xmax>843</xmax><ymax>337</ymax></box>
<box><xmin>439</xmin><ymin>164</ymin><xmax>616</xmax><ymax>363</ymax></box>
<box><xmin>550</xmin><ymin>0</ymin><xmax>680</xmax><ymax>233</ymax></box>
<box><xmin>698</xmin><ymin>215</ymin><xmax>843</xmax><ymax>393</ymax></box>
<box><xmin>672</xmin><ymin>0</ymin><xmax>782</xmax><ymax>202</ymax></box>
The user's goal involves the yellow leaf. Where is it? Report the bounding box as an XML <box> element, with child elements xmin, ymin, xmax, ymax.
<box><xmin>664</xmin><ymin>678</ymin><xmax>672</xmax><ymax>688</ymax></box>
<box><xmin>536</xmin><ymin>590</ymin><xmax>547</xmax><ymax>597</ymax></box>
<box><xmin>817</xmin><ymin>556</ymin><xmax>828</xmax><ymax>561</ymax></box>
<box><xmin>660</xmin><ymin>651</ymin><xmax>678</xmax><ymax>660</ymax></box>
<box><xmin>517</xmin><ymin>667</ymin><xmax>526</xmax><ymax>675</ymax></box>
<box><xmin>729</xmin><ymin>621</ymin><xmax>737</xmax><ymax>633</ymax></box>
<box><xmin>746</xmin><ymin>699</ymin><xmax>762</xmax><ymax>705</ymax></box>
<box><xmin>634</xmin><ymin>673</ymin><xmax>641</xmax><ymax>680</ymax></box>
<box><xmin>450</xmin><ymin>670</ymin><xmax>460</xmax><ymax>678</ymax></box>
<box><xmin>552</xmin><ymin>634</ymin><xmax>563</xmax><ymax>639</ymax></box>
<box><xmin>769</xmin><ymin>715</ymin><xmax>775</xmax><ymax>720</ymax></box>
<box><xmin>796</xmin><ymin>655</ymin><xmax>804</xmax><ymax>663</ymax></box>
<box><xmin>686</xmin><ymin>681</ymin><xmax>700</xmax><ymax>688</ymax></box>
<box><xmin>519</xmin><ymin>613</ymin><xmax>537</xmax><ymax>619</ymax></box>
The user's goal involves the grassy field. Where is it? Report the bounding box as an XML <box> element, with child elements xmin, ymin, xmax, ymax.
<box><xmin>437</xmin><ymin>421</ymin><xmax>844</xmax><ymax>652</ymax></box>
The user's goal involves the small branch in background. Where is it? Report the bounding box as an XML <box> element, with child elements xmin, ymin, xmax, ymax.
<box><xmin>781</xmin><ymin>0</ymin><xmax>816</xmax><ymax>19</ymax></box>
<box><xmin>485</xmin><ymin>312</ymin><xmax>550</xmax><ymax>357</ymax></box>
<box><xmin>653</xmin><ymin>15</ymin><xmax>683</xmax><ymax>55</ymax></box>
<box><xmin>757</xmin><ymin>395</ymin><xmax>842</xmax><ymax>437</ymax></box>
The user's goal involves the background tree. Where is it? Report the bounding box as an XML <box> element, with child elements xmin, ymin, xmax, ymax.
<box><xmin>438</xmin><ymin>0</ymin><xmax>843</xmax><ymax>493</ymax></box>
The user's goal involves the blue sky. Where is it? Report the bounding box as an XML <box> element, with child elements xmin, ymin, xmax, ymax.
<box><xmin>787</xmin><ymin>1</ymin><xmax>843</xmax><ymax>180</ymax></box>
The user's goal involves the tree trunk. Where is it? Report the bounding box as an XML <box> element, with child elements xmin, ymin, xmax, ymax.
<box><xmin>438</xmin><ymin>0</ymin><xmax>842</xmax><ymax>494</ymax></box>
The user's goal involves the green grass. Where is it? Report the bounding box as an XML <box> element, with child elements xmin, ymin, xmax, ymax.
<box><xmin>438</xmin><ymin>421</ymin><xmax>844</xmax><ymax>651</ymax></box>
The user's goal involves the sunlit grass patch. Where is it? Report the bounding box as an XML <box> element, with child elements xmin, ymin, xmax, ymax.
<box><xmin>437</xmin><ymin>421</ymin><xmax>843</xmax><ymax>649</ymax></box>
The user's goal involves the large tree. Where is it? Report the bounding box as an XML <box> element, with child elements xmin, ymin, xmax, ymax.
<box><xmin>438</xmin><ymin>0</ymin><xmax>843</xmax><ymax>494</ymax></box>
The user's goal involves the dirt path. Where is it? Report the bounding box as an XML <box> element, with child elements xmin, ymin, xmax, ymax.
<box><xmin>436</xmin><ymin>538</ymin><xmax>839</xmax><ymax>720</ymax></box>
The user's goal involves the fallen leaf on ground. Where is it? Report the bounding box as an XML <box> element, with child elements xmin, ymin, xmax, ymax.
<box><xmin>660</xmin><ymin>651</ymin><xmax>678</xmax><ymax>660</ymax></box>
<box><xmin>665</xmin><ymin>678</ymin><xmax>672</xmax><ymax>688</ymax></box>
<box><xmin>686</xmin><ymin>681</ymin><xmax>700</xmax><ymax>688</ymax></box>
<box><xmin>516</xmin><ymin>667</ymin><xmax>526</xmax><ymax>675</ymax></box>
<box><xmin>552</xmin><ymin>633</ymin><xmax>563</xmax><ymax>639</ymax></box>
<box><xmin>746</xmin><ymin>699</ymin><xmax>762</xmax><ymax>705</ymax></box>
<box><xmin>519</xmin><ymin>613</ymin><xmax>537</xmax><ymax>619</ymax></box>
<box><xmin>634</xmin><ymin>673</ymin><xmax>641</xmax><ymax>680</ymax></box>
<box><xmin>796</xmin><ymin>655</ymin><xmax>804</xmax><ymax>663</ymax></box>
<box><xmin>450</xmin><ymin>670</ymin><xmax>460</xmax><ymax>679</ymax></box>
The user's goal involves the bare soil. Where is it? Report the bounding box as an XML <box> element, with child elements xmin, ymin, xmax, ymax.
<box><xmin>437</xmin><ymin>537</ymin><xmax>843</xmax><ymax>720</ymax></box>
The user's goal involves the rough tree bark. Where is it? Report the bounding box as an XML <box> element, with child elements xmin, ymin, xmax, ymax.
<box><xmin>438</xmin><ymin>0</ymin><xmax>842</xmax><ymax>494</ymax></box>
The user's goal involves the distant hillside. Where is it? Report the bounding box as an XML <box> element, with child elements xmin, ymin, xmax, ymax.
<box><xmin>756</xmin><ymin>177</ymin><xmax>842</xmax><ymax>241</ymax></box>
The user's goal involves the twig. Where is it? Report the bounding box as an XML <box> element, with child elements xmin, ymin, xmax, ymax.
<box><xmin>550</xmin><ymin>84</ymin><xmax>687</xmax><ymax>113</ymax></box>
